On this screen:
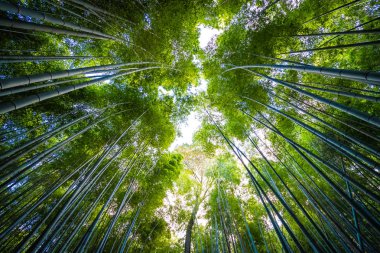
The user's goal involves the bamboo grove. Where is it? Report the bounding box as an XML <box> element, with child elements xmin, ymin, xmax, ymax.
<box><xmin>0</xmin><ymin>0</ymin><xmax>379</xmax><ymax>252</ymax></box>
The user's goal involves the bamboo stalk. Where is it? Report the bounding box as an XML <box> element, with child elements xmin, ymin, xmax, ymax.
<box><xmin>0</xmin><ymin>76</ymin><xmax>102</xmax><ymax>97</ymax></box>
<box><xmin>285</xmin><ymin>40</ymin><xmax>380</xmax><ymax>54</ymax></box>
<box><xmin>290</xmin><ymin>29</ymin><xmax>380</xmax><ymax>37</ymax></box>
<box><xmin>224</xmin><ymin>64</ymin><xmax>380</xmax><ymax>84</ymax></box>
<box><xmin>240</xmin><ymin>109</ymin><xmax>380</xmax><ymax>203</ymax></box>
<box><xmin>243</xmin><ymin>97</ymin><xmax>380</xmax><ymax>171</ymax></box>
<box><xmin>267</xmin><ymin>90</ymin><xmax>380</xmax><ymax>157</ymax></box>
<box><xmin>0</xmin><ymin>62</ymin><xmax>155</xmax><ymax>90</ymax></box>
<box><xmin>284</xmin><ymin>82</ymin><xmax>380</xmax><ymax>102</ymax></box>
<box><xmin>0</xmin><ymin>55</ymin><xmax>103</xmax><ymax>64</ymax></box>
<box><xmin>0</xmin><ymin>1</ymin><xmax>119</xmax><ymax>41</ymax></box>
<box><xmin>248</xmin><ymin>133</ymin><xmax>338</xmax><ymax>252</ymax></box>
<box><xmin>0</xmin><ymin>66</ymin><xmax>161</xmax><ymax>114</ymax></box>
<box><xmin>251</xmin><ymin>113</ymin><xmax>380</xmax><ymax>231</ymax></box>
<box><xmin>303</xmin><ymin>0</ymin><xmax>362</xmax><ymax>24</ymax></box>
<box><xmin>227</xmin><ymin>67</ymin><xmax>380</xmax><ymax>127</ymax></box>
<box><xmin>0</xmin><ymin>18</ymin><xmax>109</xmax><ymax>40</ymax></box>
<box><xmin>208</xmin><ymin>111</ymin><xmax>313</xmax><ymax>253</ymax></box>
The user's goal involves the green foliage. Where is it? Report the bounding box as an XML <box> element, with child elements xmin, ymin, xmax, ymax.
<box><xmin>0</xmin><ymin>0</ymin><xmax>379</xmax><ymax>252</ymax></box>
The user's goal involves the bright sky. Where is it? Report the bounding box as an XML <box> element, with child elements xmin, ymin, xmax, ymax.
<box><xmin>168</xmin><ymin>80</ymin><xmax>207</xmax><ymax>151</ymax></box>
<box><xmin>169</xmin><ymin>111</ymin><xmax>202</xmax><ymax>151</ymax></box>
<box><xmin>168</xmin><ymin>25</ymin><xmax>221</xmax><ymax>151</ymax></box>
<box><xmin>198</xmin><ymin>25</ymin><xmax>222</xmax><ymax>49</ymax></box>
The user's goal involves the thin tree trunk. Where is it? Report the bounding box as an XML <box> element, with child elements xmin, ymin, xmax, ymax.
<box><xmin>0</xmin><ymin>62</ymin><xmax>154</xmax><ymax>90</ymax></box>
<box><xmin>29</xmin><ymin>142</ymin><xmax>144</xmax><ymax>252</ymax></box>
<box><xmin>318</xmin><ymin>16</ymin><xmax>380</xmax><ymax>47</ymax></box>
<box><xmin>0</xmin><ymin>76</ymin><xmax>103</xmax><ymax>97</ymax></box>
<box><xmin>238</xmin><ymin>198</ymin><xmax>259</xmax><ymax>253</ymax></box>
<box><xmin>208</xmin><ymin>111</ymin><xmax>305</xmax><ymax>253</ymax></box>
<box><xmin>45</xmin><ymin>1</ymin><xmax>103</xmax><ymax>29</ymax></box>
<box><xmin>295</xmin><ymin>80</ymin><xmax>380</xmax><ymax>95</ymax></box>
<box><xmin>0</xmin><ymin>153</ymin><xmax>95</xmax><ymax>243</ymax></box>
<box><xmin>303</xmin><ymin>0</ymin><xmax>362</xmax><ymax>24</ymax></box>
<box><xmin>284</xmin><ymin>91</ymin><xmax>380</xmax><ymax>142</ymax></box>
<box><xmin>68</xmin><ymin>0</ymin><xmax>132</xmax><ymax>25</ymax></box>
<box><xmin>45</xmin><ymin>172</ymin><xmax>119</xmax><ymax>252</ymax></box>
<box><xmin>0</xmin><ymin>111</ymin><xmax>95</xmax><ymax>160</ymax></box>
<box><xmin>0</xmin><ymin>55</ymin><xmax>103</xmax><ymax>64</ymax></box>
<box><xmin>285</xmin><ymin>40</ymin><xmax>380</xmax><ymax>54</ymax></box>
<box><xmin>282</xmin><ymin>81</ymin><xmax>380</xmax><ymax>102</ymax></box>
<box><xmin>267</xmin><ymin>90</ymin><xmax>379</xmax><ymax>157</ymax></box>
<box><xmin>0</xmin><ymin>1</ymin><xmax>119</xmax><ymax>40</ymax></box>
<box><xmin>231</xmin><ymin>141</ymin><xmax>317</xmax><ymax>252</ymax></box>
<box><xmin>0</xmin><ymin>66</ymin><xmax>160</xmax><ymax>114</ymax></box>
<box><xmin>46</xmin><ymin>143</ymin><xmax>140</xmax><ymax>252</ymax></box>
<box><xmin>240</xmin><ymin>109</ymin><xmax>380</xmax><ymax>203</ymax></box>
<box><xmin>236</xmin><ymin>129</ymin><xmax>364</xmax><ymax>252</ymax></box>
<box><xmin>74</xmin><ymin>167</ymin><xmax>132</xmax><ymax>252</ymax></box>
<box><xmin>248</xmin><ymin>133</ymin><xmax>338</xmax><ymax>252</ymax></box>
<box><xmin>341</xmin><ymin>158</ymin><xmax>364</xmax><ymax>251</ymax></box>
<box><xmin>250</xmin><ymin>53</ymin><xmax>312</xmax><ymax>66</ymax></box>
<box><xmin>0</xmin><ymin>18</ymin><xmax>110</xmax><ymax>40</ymax></box>
<box><xmin>184</xmin><ymin>196</ymin><xmax>200</xmax><ymax>253</ymax></box>
<box><xmin>252</xmin><ymin>112</ymin><xmax>380</xmax><ymax>231</ymax></box>
<box><xmin>243</xmin><ymin>97</ymin><xmax>380</xmax><ymax>171</ymax></box>
<box><xmin>13</xmin><ymin>156</ymin><xmax>99</xmax><ymax>251</ymax></box>
<box><xmin>252</xmin><ymin>130</ymin><xmax>347</xmax><ymax>252</ymax></box>
<box><xmin>0</xmin><ymin>108</ymin><xmax>133</xmax><ymax>186</ymax></box>
<box><xmin>289</xmin><ymin>29</ymin><xmax>380</xmax><ymax>37</ymax></box>
<box><xmin>229</xmin><ymin>67</ymin><xmax>380</xmax><ymax>127</ymax></box>
<box><xmin>224</xmin><ymin>63</ymin><xmax>380</xmax><ymax>84</ymax></box>
<box><xmin>217</xmin><ymin>197</ymin><xmax>232</xmax><ymax>253</ymax></box>
<box><xmin>96</xmin><ymin>181</ymin><xmax>135</xmax><ymax>252</ymax></box>
<box><xmin>35</xmin><ymin>116</ymin><xmax>146</xmax><ymax>251</ymax></box>
<box><xmin>118</xmin><ymin>205</ymin><xmax>142</xmax><ymax>253</ymax></box>
<box><xmin>283</xmin><ymin>144</ymin><xmax>365</xmax><ymax>249</ymax></box>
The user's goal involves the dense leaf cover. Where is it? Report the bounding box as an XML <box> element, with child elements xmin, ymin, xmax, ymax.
<box><xmin>0</xmin><ymin>0</ymin><xmax>379</xmax><ymax>252</ymax></box>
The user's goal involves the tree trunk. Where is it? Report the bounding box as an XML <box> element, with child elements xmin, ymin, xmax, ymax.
<box><xmin>0</xmin><ymin>62</ymin><xmax>153</xmax><ymax>90</ymax></box>
<box><xmin>0</xmin><ymin>55</ymin><xmax>103</xmax><ymax>64</ymax></box>
<box><xmin>281</xmin><ymin>81</ymin><xmax>380</xmax><ymax>102</ymax></box>
<box><xmin>290</xmin><ymin>29</ymin><xmax>380</xmax><ymax>37</ymax></box>
<box><xmin>46</xmin><ymin>1</ymin><xmax>103</xmax><ymax>29</ymax></box>
<box><xmin>244</xmin><ymin>97</ymin><xmax>380</xmax><ymax>171</ymax></box>
<box><xmin>118</xmin><ymin>205</ymin><xmax>142</xmax><ymax>253</ymax></box>
<box><xmin>267</xmin><ymin>91</ymin><xmax>379</xmax><ymax>157</ymax></box>
<box><xmin>303</xmin><ymin>0</ymin><xmax>361</xmax><ymax>24</ymax></box>
<box><xmin>286</xmin><ymin>40</ymin><xmax>380</xmax><ymax>54</ymax></box>
<box><xmin>234</xmin><ymin>68</ymin><xmax>380</xmax><ymax>127</ymax></box>
<box><xmin>0</xmin><ymin>66</ymin><xmax>160</xmax><ymax>114</ymax></box>
<box><xmin>342</xmin><ymin>158</ymin><xmax>364</xmax><ymax>251</ymax></box>
<box><xmin>224</xmin><ymin>64</ymin><xmax>380</xmax><ymax>84</ymax></box>
<box><xmin>318</xmin><ymin>16</ymin><xmax>380</xmax><ymax>47</ymax></box>
<box><xmin>0</xmin><ymin>111</ymin><xmax>94</xmax><ymax>160</ymax></box>
<box><xmin>68</xmin><ymin>0</ymin><xmax>131</xmax><ymax>25</ymax></box>
<box><xmin>0</xmin><ymin>1</ymin><xmax>118</xmax><ymax>40</ymax></box>
<box><xmin>253</xmin><ymin>113</ymin><xmax>380</xmax><ymax>231</ymax></box>
<box><xmin>207</xmin><ymin>111</ymin><xmax>303</xmax><ymax>253</ymax></box>
<box><xmin>0</xmin><ymin>18</ymin><xmax>109</xmax><ymax>40</ymax></box>
<box><xmin>184</xmin><ymin>197</ymin><xmax>200</xmax><ymax>253</ymax></box>
<box><xmin>248</xmin><ymin>133</ymin><xmax>338</xmax><ymax>252</ymax></box>
<box><xmin>242</xmin><ymin>110</ymin><xmax>380</xmax><ymax>203</ymax></box>
<box><xmin>285</xmin><ymin>91</ymin><xmax>380</xmax><ymax>142</ymax></box>
<box><xmin>0</xmin><ymin>76</ymin><xmax>102</xmax><ymax>97</ymax></box>
<box><xmin>96</xmin><ymin>182</ymin><xmax>135</xmax><ymax>252</ymax></box>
